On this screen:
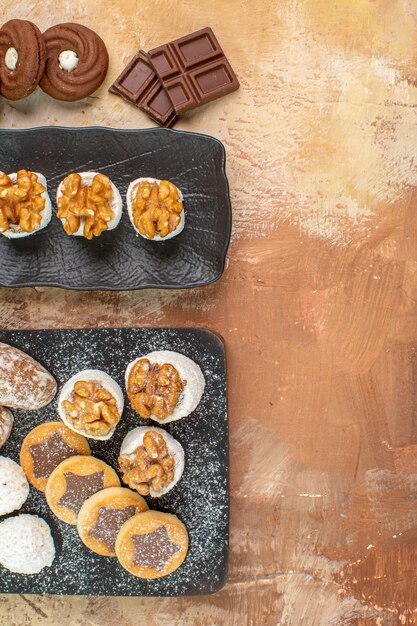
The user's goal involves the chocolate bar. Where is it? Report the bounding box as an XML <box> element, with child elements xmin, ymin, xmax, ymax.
<box><xmin>148</xmin><ymin>27</ymin><xmax>239</xmax><ymax>114</ymax></box>
<box><xmin>109</xmin><ymin>50</ymin><xmax>178</xmax><ymax>128</ymax></box>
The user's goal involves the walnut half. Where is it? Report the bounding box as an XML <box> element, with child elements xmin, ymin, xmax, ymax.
<box><xmin>132</xmin><ymin>180</ymin><xmax>183</xmax><ymax>239</ymax></box>
<box><xmin>127</xmin><ymin>359</ymin><xmax>185</xmax><ymax>420</ymax></box>
<box><xmin>0</xmin><ymin>170</ymin><xmax>46</xmax><ymax>234</ymax></box>
<box><xmin>118</xmin><ymin>430</ymin><xmax>175</xmax><ymax>496</ymax></box>
<box><xmin>62</xmin><ymin>380</ymin><xmax>120</xmax><ymax>437</ymax></box>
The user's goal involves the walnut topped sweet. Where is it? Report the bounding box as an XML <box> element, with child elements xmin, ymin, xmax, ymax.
<box><xmin>0</xmin><ymin>170</ymin><xmax>52</xmax><ymax>238</ymax></box>
<box><xmin>56</xmin><ymin>171</ymin><xmax>122</xmax><ymax>239</ymax></box>
<box><xmin>126</xmin><ymin>177</ymin><xmax>184</xmax><ymax>240</ymax></box>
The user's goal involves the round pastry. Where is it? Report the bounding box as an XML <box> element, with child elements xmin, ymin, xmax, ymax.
<box><xmin>45</xmin><ymin>455</ymin><xmax>120</xmax><ymax>525</ymax></box>
<box><xmin>0</xmin><ymin>171</ymin><xmax>52</xmax><ymax>238</ymax></box>
<box><xmin>0</xmin><ymin>407</ymin><xmax>13</xmax><ymax>448</ymax></box>
<box><xmin>116</xmin><ymin>510</ymin><xmax>188</xmax><ymax>579</ymax></box>
<box><xmin>20</xmin><ymin>422</ymin><xmax>91</xmax><ymax>492</ymax></box>
<box><xmin>0</xmin><ymin>514</ymin><xmax>55</xmax><ymax>574</ymax></box>
<box><xmin>40</xmin><ymin>23</ymin><xmax>109</xmax><ymax>101</ymax></box>
<box><xmin>0</xmin><ymin>341</ymin><xmax>56</xmax><ymax>410</ymax></box>
<box><xmin>0</xmin><ymin>19</ymin><xmax>46</xmax><ymax>100</ymax></box>
<box><xmin>77</xmin><ymin>487</ymin><xmax>148</xmax><ymax>557</ymax></box>
<box><xmin>126</xmin><ymin>178</ymin><xmax>184</xmax><ymax>241</ymax></box>
<box><xmin>125</xmin><ymin>350</ymin><xmax>205</xmax><ymax>424</ymax></box>
<box><xmin>58</xmin><ymin>369</ymin><xmax>124</xmax><ymax>440</ymax></box>
<box><xmin>118</xmin><ymin>427</ymin><xmax>185</xmax><ymax>497</ymax></box>
<box><xmin>56</xmin><ymin>172</ymin><xmax>122</xmax><ymax>239</ymax></box>
<box><xmin>0</xmin><ymin>456</ymin><xmax>29</xmax><ymax>516</ymax></box>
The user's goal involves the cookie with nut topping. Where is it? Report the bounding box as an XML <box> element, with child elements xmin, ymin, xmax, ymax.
<box><xmin>0</xmin><ymin>19</ymin><xmax>46</xmax><ymax>100</ymax></box>
<box><xmin>57</xmin><ymin>172</ymin><xmax>122</xmax><ymax>239</ymax></box>
<box><xmin>58</xmin><ymin>369</ymin><xmax>124</xmax><ymax>440</ymax></box>
<box><xmin>40</xmin><ymin>23</ymin><xmax>108</xmax><ymax>101</ymax></box>
<box><xmin>0</xmin><ymin>170</ymin><xmax>52</xmax><ymax>238</ymax></box>
<box><xmin>126</xmin><ymin>178</ymin><xmax>185</xmax><ymax>240</ymax></box>
<box><xmin>118</xmin><ymin>427</ymin><xmax>185</xmax><ymax>497</ymax></box>
<box><xmin>125</xmin><ymin>350</ymin><xmax>205</xmax><ymax>424</ymax></box>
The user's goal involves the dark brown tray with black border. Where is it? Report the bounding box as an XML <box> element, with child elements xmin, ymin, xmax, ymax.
<box><xmin>0</xmin><ymin>127</ymin><xmax>232</xmax><ymax>290</ymax></box>
<box><xmin>0</xmin><ymin>327</ymin><xmax>228</xmax><ymax>596</ymax></box>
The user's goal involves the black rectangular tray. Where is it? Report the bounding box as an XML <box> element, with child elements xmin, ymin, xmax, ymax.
<box><xmin>0</xmin><ymin>327</ymin><xmax>228</xmax><ymax>596</ymax></box>
<box><xmin>0</xmin><ymin>127</ymin><xmax>232</xmax><ymax>290</ymax></box>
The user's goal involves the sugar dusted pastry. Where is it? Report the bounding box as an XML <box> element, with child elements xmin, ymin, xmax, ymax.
<box><xmin>126</xmin><ymin>178</ymin><xmax>184</xmax><ymax>240</ymax></box>
<box><xmin>0</xmin><ymin>170</ymin><xmax>52</xmax><ymax>238</ymax></box>
<box><xmin>125</xmin><ymin>350</ymin><xmax>205</xmax><ymax>423</ymax></box>
<box><xmin>0</xmin><ymin>342</ymin><xmax>56</xmax><ymax>410</ymax></box>
<box><xmin>0</xmin><ymin>407</ymin><xmax>13</xmax><ymax>448</ymax></box>
<box><xmin>45</xmin><ymin>455</ymin><xmax>120</xmax><ymax>525</ymax></box>
<box><xmin>57</xmin><ymin>172</ymin><xmax>122</xmax><ymax>239</ymax></box>
<box><xmin>58</xmin><ymin>369</ymin><xmax>124</xmax><ymax>440</ymax></box>
<box><xmin>0</xmin><ymin>456</ymin><xmax>29</xmax><ymax>516</ymax></box>
<box><xmin>20</xmin><ymin>422</ymin><xmax>91</xmax><ymax>492</ymax></box>
<box><xmin>77</xmin><ymin>487</ymin><xmax>148</xmax><ymax>557</ymax></box>
<box><xmin>0</xmin><ymin>514</ymin><xmax>55</xmax><ymax>574</ymax></box>
<box><xmin>116</xmin><ymin>510</ymin><xmax>188</xmax><ymax>579</ymax></box>
<box><xmin>118</xmin><ymin>427</ymin><xmax>184</xmax><ymax>497</ymax></box>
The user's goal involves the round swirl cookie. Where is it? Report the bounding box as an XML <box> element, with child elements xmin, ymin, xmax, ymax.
<box><xmin>0</xmin><ymin>170</ymin><xmax>52</xmax><ymax>238</ymax></box>
<box><xmin>116</xmin><ymin>510</ymin><xmax>188</xmax><ymax>579</ymax></box>
<box><xmin>0</xmin><ymin>456</ymin><xmax>29</xmax><ymax>516</ymax></box>
<box><xmin>0</xmin><ymin>19</ymin><xmax>46</xmax><ymax>100</ymax></box>
<box><xmin>77</xmin><ymin>487</ymin><xmax>148</xmax><ymax>557</ymax></box>
<box><xmin>0</xmin><ymin>514</ymin><xmax>55</xmax><ymax>574</ymax></box>
<box><xmin>40</xmin><ymin>23</ymin><xmax>109</xmax><ymax>101</ymax></box>
<box><xmin>125</xmin><ymin>350</ymin><xmax>205</xmax><ymax>424</ymax></box>
<box><xmin>45</xmin><ymin>455</ymin><xmax>120</xmax><ymax>525</ymax></box>
<box><xmin>20</xmin><ymin>422</ymin><xmax>91</xmax><ymax>492</ymax></box>
<box><xmin>0</xmin><ymin>342</ymin><xmax>56</xmax><ymax>410</ymax></box>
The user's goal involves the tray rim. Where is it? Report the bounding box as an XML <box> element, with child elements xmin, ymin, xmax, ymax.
<box><xmin>0</xmin><ymin>326</ymin><xmax>229</xmax><ymax>597</ymax></box>
<box><xmin>0</xmin><ymin>126</ymin><xmax>232</xmax><ymax>292</ymax></box>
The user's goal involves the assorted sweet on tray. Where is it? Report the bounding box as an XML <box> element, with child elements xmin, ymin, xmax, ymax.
<box><xmin>0</xmin><ymin>342</ymin><xmax>205</xmax><ymax>579</ymax></box>
<box><xmin>0</xmin><ymin>170</ymin><xmax>52</xmax><ymax>238</ymax></box>
<box><xmin>0</xmin><ymin>19</ymin><xmax>108</xmax><ymax>101</ymax></box>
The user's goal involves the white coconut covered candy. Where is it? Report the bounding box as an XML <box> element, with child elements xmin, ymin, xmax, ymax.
<box><xmin>0</xmin><ymin>514</ymin><xmax>55</xmax><ymax>574</ymax></box>
<box><xmin>125</xmin><ymin>350</ymin><xmax>205</xmax><ymax>424</ymax></box>
<box><xmin>58</xmin><ymin>369</ymin><xmax>124</xmax><ymax>441</ymax></box>
<box><xmin>126</xmin><ymin>177</ymin><xmax>185</xmax><ymax>241</ymax></box>
<box><xmin>0</xmin><ymin>457</ymin><xmax>29</xmax><ymax>516</ymax></box>
<box><xmin>1</xmin><ymin>172</ymin><xmax>52</xmax><ymax>239</ymax></box>
<box><xmin>56</xmin><ymin>171</ymin><xmax>123</xmax><ymax>237</ymax></box>
<box><xmin>120</xmin><ymin>426</ymin><xmax>185</xmax><ymax>497</ymax></box>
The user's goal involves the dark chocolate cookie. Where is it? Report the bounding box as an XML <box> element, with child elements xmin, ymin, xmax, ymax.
<box><xmin>40</xmin><ymin>23</ymin><xmax>109</xmax><ymax>101</ymax></box>
<box><xmin>0</xmin><ymin>19</ymin><xmax>46</xmax><ymax>100</ymax></box>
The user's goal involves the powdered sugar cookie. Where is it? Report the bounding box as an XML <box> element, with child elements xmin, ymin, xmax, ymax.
<box><xmin>58</xmin><ymin>369</ymin><xmax>124</xmax><ymax>440</ymax></box>
<box><xmin>126</xmin><ymin>178</ymin><xmax>184</xmax><ymax>240</ymax></box>
<box><xmin>20</xmin><ymin>422</ymin><xmax>91</xmax><ymax>492</ymax></box>
<box><xmin>45</xmin><ymin>455</ymin><xmax>120</xmax><ymax>525</ymax></box>
<box><xmin>116</xmin><ymin>510</ymin><xmax>188</xmax><ymax>579</ymax></box>
<box><xmin>0</xmin><ymin>407</ymin><xmax>13</xmax><ymax>448</ymax></box>
<box><xmin>0</xmin><ymin>456</ymin><xmax>29</xmax><ymax>516</ymax></box>
<box><xmin>0</xmin><ymin>514</ymin><xmax>55</xmax><ymax>574</ymax></box>
<box><xmin>125</xmin><ymin>350</ymin><xmax>205</xmax><ymax>424</ymax></box>
<box><xmin>77</xmin><ymin>487</ymin><xmax>148</xmax><ymax>557</ymax></box>
<box><xmin>118</xmin><ymin>427</ymin><xmax>184</xmax><ymax>497</ymax></box>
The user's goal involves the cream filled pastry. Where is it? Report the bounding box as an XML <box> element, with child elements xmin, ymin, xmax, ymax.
<box><xmin>125</xmin><ymin>350</ymin><xmax>205</xmax><ymax>423</ymax></box>
<box><xmin>126</xmin><ymin>178</ymin><xmax>184</xmax><ymax>241</ymax></box>
<box><xmin>58</xmin><ymin>369</ymin><xmax>124</xmax><ymax>440</ymax></box>
<box><xmin>118</xmin><ymin>427</ymin><xmax>185</xmax><ymax>497</ymax></box>
<box><xmin>0</xmin><ymin>170</ymin><xmax>52</xmax><ymax>238</ymax></box>
<box><xmin>56</xmin><ymin>172</ymin><xmax>122</xmax><ymax>239</ymax></box>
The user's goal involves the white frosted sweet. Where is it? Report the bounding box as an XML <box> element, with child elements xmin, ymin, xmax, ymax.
<box><xmin>2</xmin><ymin>173</ymin><xmax>52</xmax><ymax>239</ymax></box>
<box><xmin>58</xmin><ymin>369</ymin><xmax>124</xmax><ymax>440</ymax></box>
<box><xmin>5</xmin><ymin>47</ymin><xmax>18</xmax><ymax>71</ymax></box>
<box><xmin>126</xmin><ymin>177</ymin><xmax>185</xmax><ymax>241</ymax></box>
<box><xmin>125</xmin><ymin>350</ymin><xmax>205</xmax><ymax>424</ymax></box>
<box><xmin>0</xmin><ymin>514</ymin><xmax>55</xmax><ymax>574</ymax></box>
<box><xmin>120</xmin><ymin>426</ymin><xmax>185</xmax><ymax>497</ymax></box>
<box><xmin>58</xmin><ymin>50</ymin><xmax>79</xmax><ymax>72</ymax></box>
<box><xmin>0</xmin><ymin>457</ymin><xmax>29</xmax><ymax>516</ymax></box>
<box><xmin>56</xmin><ymin>172</ymin><xmax>122</xmax><ymax>237</ymax></box>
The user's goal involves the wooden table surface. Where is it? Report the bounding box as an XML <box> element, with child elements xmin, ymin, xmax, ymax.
<box><xmin>1</xmin><ymin>0</ymin><xmax>417</xmax><ymax>624</ymax></box>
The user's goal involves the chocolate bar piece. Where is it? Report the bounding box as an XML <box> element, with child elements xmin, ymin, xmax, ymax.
<box><xmin>148</xmin><ymin>27</ymin><xmax>239</xmax><ymax>114</ymax></box>
<box><xmin>109</xmin><ymin>50</ymin><xmax>178</xmax><ymax>128</ymax></box>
